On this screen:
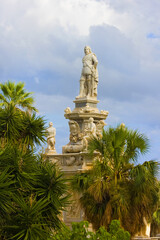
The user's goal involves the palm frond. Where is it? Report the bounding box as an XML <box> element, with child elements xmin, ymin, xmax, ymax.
<box><xmin>0</xmin><ymin>81</ymin><xmax>37</xmax><ymax>112</ymax></box>
<box><xmin>71</xmin><ymin>125</ymin><xmax>158</xmax><ymax>235</ymax></box>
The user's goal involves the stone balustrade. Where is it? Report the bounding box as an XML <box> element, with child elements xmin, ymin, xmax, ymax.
<box><xmin>133</xmin><ymin>235</ymin><xmax>160</xmax><ymax>240</ymax></box>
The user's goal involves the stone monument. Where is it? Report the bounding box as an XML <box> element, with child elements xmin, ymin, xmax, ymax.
<box><xmin>45</xmin><ymin>46</ymin><xmax>109</xmax><ymax>226</ymax></box>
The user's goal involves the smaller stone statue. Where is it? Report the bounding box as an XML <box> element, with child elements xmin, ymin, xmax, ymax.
<box><xmin>88</xmin><ymin>117</ymin><xmax>96</xmax><ymax>137</ymax></box>
<box><xmin>46</xmin><ymin>122</ymin><xmax>56</xmax><ymax>153</ymax></box>
<box><xmin>78</xmin><ymin>46</ymin><xmax>98</xmax><ymax>98</ymax></box>
<box><xmin>83</xmin><ymin>117</ymin><xmax>96</xmax><ymax>138</ymax></box>
<box><xmin>83</xmin><ymin>117</ymin><xmax>97</xmax><ymax>150</ymax></box>
<box><xmin>96</xmin><ymin>120</ymin><xmax>106</xmax><ymax>138</ymax></box>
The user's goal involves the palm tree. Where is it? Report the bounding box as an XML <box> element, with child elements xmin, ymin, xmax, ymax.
<box><xmin>0</xmin><ymin>146</ymin><xmax>69</xmax><ymax>240</ymax></box>
<box><xmin>71</xmin><ymin>125</ymin><xmax>159</xmax><ymax>235</ymax></box>
<box><xmin>0</xmin><ymin>81</ymin><xmax>45</xmax><ymax>150</ymax></box>
<box><xmin>20</xmin><ymin>111</ymin><xmax>46</xmax><ymax>150</ymax></box>
<box><xmin>150</xmin><ymin>182</ymin><xmax>160</xmax><ymax>236</ymax></box>
<box><xmin>0</xmin><ymin>81</ymin><xmax>37</xmax><ymax>112</ymax></box>
<box><xmin>0</xmin><ymin>105</ymin><xmax>46</xmax><ymax>150</ymax></box>
<box><xmin>0</xmin><ymin>81</ymin><xmax>69</xmax><ymax>239</ymax></box>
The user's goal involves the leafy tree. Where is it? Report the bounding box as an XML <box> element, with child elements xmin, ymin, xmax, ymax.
<box><xmin>0</xmin><ymin>81</ymin><xmax>45</xmax><ymax>150</ymax></box>
<box><xmin>0</xmin><ymin>81</ymin><xmax>69</xmax><ymax>239</ymax></box>
<box><xmin>0</xmin><ymin>81</ymin><xmax>37</xmax><ymax>112</ymax></box>
<box><xmin>71</xmin><ymin>125</ymin><xmax>159</xmax><ymax>235</ymax></box>
<box><xmin>0</xmin><ymin>105</ymin><xmax>46</xmax><ymax>150</ymax></box>
<box><xmin>0</xmin><ymin>148</ymin><xmax>68</xmax><ymax>239</ymax></box>
<box><xmin>52</xmin><ymin>220</ymin><xmax>130</xmax><ymax>240</ymax></box>
<box><xmin>151</xmin><ymin>182</ymin><xmax>160</xmax><ymax>236</ymax></box>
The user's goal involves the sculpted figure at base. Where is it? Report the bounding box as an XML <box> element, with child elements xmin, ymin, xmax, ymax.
<box><xmin>46</xmin><ymin>122</ymin><xmax>56</xmax><ymax>152</ymax></box>
<box><xmin>96</xmin><ymin>120</ymin><xmax>107</xmax><ymax>138</ymax></box>
<box><xmin>63</xmin><ymin>120</ymin><xmax>86</xmax><ymax>153</ymax></box>
<box><xmin>83</xmin><ymin>118</ymin><xmax>97</xmax><ymax>150</ymax></box>
<box><xmin>78</xmin><ymin>46</ymin><xmax>98</xmax><ymax>98</ymax></box>
<box><xmin>88</xmin><ymin>117</ymin><xmax>96</xmax><ymax>137</ymax></box>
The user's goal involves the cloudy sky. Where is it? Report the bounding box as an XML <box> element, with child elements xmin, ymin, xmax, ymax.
<box><xmin>0</xmin><ymin>0</ymin><xmax>160</xmax><ymax>162</ymax></box>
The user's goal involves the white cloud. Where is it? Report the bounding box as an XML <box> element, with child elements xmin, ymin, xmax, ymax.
<box><xmin>0</xmin><ymin>0</ymin><xmax>160</xmax><ymax>159</ymax></box>
<box><xmin>0</xmin><ymin>0</ymin><xmax>160</xmax><ymax>77</ymax></box>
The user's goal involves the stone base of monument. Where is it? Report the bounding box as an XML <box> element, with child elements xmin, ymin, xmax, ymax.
<box><xmin>133</xmin><ymin>237</ymin><xmax>151</xmax><ymax>239</ymax></box>
<box><xmin>45</xmin><ymin>99</ymin><xmax>108</xmax><ymax>226</ymax></box>
<box><xmin>132</xmin><ymin>236</ymin><xmax>160</xmax><ymax>240</ymax></box>
<box><xmin>45</xmin><ymin>151</ymin><xmax>100</xmax><ymax>227</ymax></box>
<box><xmin>45</xmin><ymin>149</ymin><xmax>57</xmax><ymax>154</ymax></box>
<box><xmin>62</xmin><ymin>192</ymin><xmax>84</xmax><ymax>227</ymax></box>
<box><xmin>46</xmin><ymin>151</ymin><xmax>99</xmax><ymax>173</ymax></box>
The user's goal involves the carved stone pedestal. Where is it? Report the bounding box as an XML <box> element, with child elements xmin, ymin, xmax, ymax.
<box><xmin>45</xmin><ymin>151</ymin><xmax>99</xmax><ymax>226</ymax></box>
<box><xmin>45</xmin><ymin>149</ymin><xmax>57</xmax><ymax>155</ymax></box>
<box><xmin>46</xmin><ymin>95</ymin><xmax>108</xmax><ymax>226</ymax></box>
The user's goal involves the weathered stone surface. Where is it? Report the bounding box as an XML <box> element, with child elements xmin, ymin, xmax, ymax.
<box><xmin>45</xmin><ymin>122</ymin><xmax>56</xmax><ymax>154</ymax></box>
<box><xmin>77</xmin><ymin>46</ymin><xmax>98</xmax><ymax>99</ymax></box>
<box><xmin>45</xmin><ymin>46</ymin><xmax>108</xmax><ymax>227</ymax></box>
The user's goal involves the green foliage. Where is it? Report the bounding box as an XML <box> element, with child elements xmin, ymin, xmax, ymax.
<box><xmin>71</xmin><ymin>125</ymin><xmax>159</xmax><ymax>235</ymax></box>
<box><xmin>0</xmin><ymin>81</ymin><xmax>69</xmax><ymax>239</ymax></box>
<box><xmin>153</xmin><ymin>208</ymin><xmax>160</xmax><ymax>225</ymax></box>
<box><xmin>0</xmin><ymin>105</ymin><xmax>46</xmax><ymax>150</ymax></box>
<box><xmin>0</xmin><ymin>147</ymin><xmax>69</xmax><ymax>239</ymax></box>
<box><xmin>51</xmin><ymin>224</ymin><xmax>71</xmax><ymax>240</ymax></box>
<box><xmin>109</xmin><ymin>220</ymin><xmax>130</xmax><ymax>240</ymax></box>
<box><xmin>0</xmin><ymin>81</ymin><xmax>37</xmax><ymax>111</ymax></box>
<box><xmin>52</xmin><ymin>220</ymin><xmax>130</xmax><ymax>240</ymax></box>
<box><xmin>150</xmin><ymin>182</ymin><xmax>160</xmax><ymax>236</ymax></box>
